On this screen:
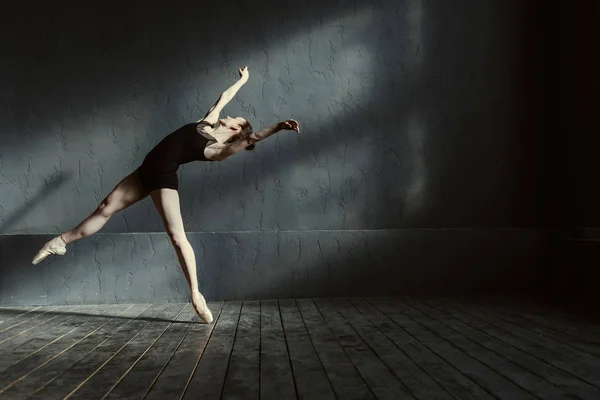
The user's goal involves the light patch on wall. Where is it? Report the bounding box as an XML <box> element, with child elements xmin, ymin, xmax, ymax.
<box><xmin>194</xmin><ymin>7</ymin><xmax>379</xmax><ymax>227</ymax></box>
<box><xmin>181</xmin><ymin>6</ymin><xmax>377</xmax><ymax>126</ymax></box>
<box><xmin>404</xmin><ymin>113</ymin><xmax>427</xmax><ymax>217</ymax></box>
<box><xmin>404</xmin><ymin>0</ymin><xmax>427</xmax><ymax>219</ymax></box>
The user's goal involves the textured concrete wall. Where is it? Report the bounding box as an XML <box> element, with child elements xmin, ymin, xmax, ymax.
<box><xmin>544</xmin><ymin>3</ymin><xmax>600</xmax><ymax>308</ymax></box>
<box><xmin>0</xmin><ymin>230</ymin><xmax>545</xmax><ymax>305</ymax></box>
<box><xmin>0</xmin><ymin>1</ymin><xmax>545</xmax><ymax>303</ymax></box>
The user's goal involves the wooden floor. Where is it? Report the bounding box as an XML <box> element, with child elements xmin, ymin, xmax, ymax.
<box><xmin>0</xmin><ymin>297</ymin><xmax>599</xmax><ymax>400</ymax></box>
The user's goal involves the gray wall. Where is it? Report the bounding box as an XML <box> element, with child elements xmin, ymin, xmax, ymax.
<box><xmin>0</xmin><ymin>1</ymin><xmax>546</xmax><ymax>305</ymax></box>
<box><xmin>544</xmin><ymin>3</ymin><xmax>600</xmax><ymax>309</ymax></box>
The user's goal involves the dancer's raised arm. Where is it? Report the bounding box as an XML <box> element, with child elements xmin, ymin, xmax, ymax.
<box><xmin>198</xmin><ymin>66</ymin><xmax>249</xmax><ymax>125</ymax></box>
<box><xmin>217</xmin><ymin>119</ymin><xmax>300</xmax><ymax>160</ymax></box>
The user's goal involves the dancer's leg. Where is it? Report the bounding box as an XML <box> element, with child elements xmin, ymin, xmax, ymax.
<box><xmin>151</xmin><ymin>188</ymin><xmax>213</xmax><ymax>323</ymax></box>
<box><xmin>63</xmin><ymin>170</ymin><xmax>149</xmax><ymax>243</ymax></box>
<box><xmin>32</xmin><ymin>170</ymin><xmax>149</xmax><ymax>264</ymax></box>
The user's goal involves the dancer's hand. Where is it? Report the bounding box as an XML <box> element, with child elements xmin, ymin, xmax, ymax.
<box><xmin>279</xmin><ymin>119</ymin><xmax>300</xmax><ymax>133</ymax></box>
<box><xmin>238</xmin><ymin>66</ymin><xmax>249</xmax><ymax>83</ymax></box>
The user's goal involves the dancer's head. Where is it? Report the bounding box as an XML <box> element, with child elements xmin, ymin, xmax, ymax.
<box><xmin>219</xmin><ymin>116</ymin><xmax>255</xmax><ymax>151</ymax></box>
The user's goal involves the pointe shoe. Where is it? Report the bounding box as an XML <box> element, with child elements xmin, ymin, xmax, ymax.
<box><xmin>192</xmin><ymin>292</ymin><xmax>213</xmax><ymax>323</ymax></box>
<box><xmin>32</xmin><ymin>235</ymin><xmax>67</xmax><ymax>265</ymax></box>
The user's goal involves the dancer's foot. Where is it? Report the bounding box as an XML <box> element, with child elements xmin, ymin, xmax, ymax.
<box><xmin>32</xmin><ymin>235</ymin><xmax>67</xmax><ymax>265</ymax></box>
<box><xmin>191</xmin><ymin>291</ymin><xmax>213</xmax><ymax>323</ymax></box>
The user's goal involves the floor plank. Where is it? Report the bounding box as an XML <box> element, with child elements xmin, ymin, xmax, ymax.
<box><xmin>0</xmin><ymin>305</ymin><xmax>81</xmax><ymax>356</ymax></box>
<box><xmin>403</xmin><ymin>298</ymin><xmax>574</xmax><ymax>400</ymax></box>
<box><xmin>479</xmin><ymin>298</ymin><xmax>600</xmax><ymax>358</ymax></box>
<box><xmin>0</xmin><ymin>305</ymin><xmax>106</xmax><ymax>384</ymax></box>
<box><xmin>0</xmin><ymin>297</ymin><xmax>596</xmax><ymax>400</ymax></box>
<box><xmin>143</xmin><ymin>301</ymin><xmax>225</xmax><ymax>400</ymax></box>
<box><xmin>0</xmin><ymin>304</ymin><xmax>139</xmax><ymax>400</ymax></box>
<box><xmin>0</xmin><ymin>306</ymin><xmax>53</xmax><ymax>327</ymax></box>
<box><xmin>353</xmin><ymin>298</ymin><xmax>494</xmax><ymax>400</ymax></box>
<box><xmin>279</xmin><ymin>299</ymin><xmax>336</xmax><ymax>400</ymax></box>
<box><xmin>490</xmin><ymin>297</ymin><xmax>600</xmax><ymax>344</ymax></box>
<box><xmin>371</xmin><ymin>298</ymin><xmax>537</xmax><ymax>400</ymax></box>
<box><xmin>66</xmin><ymin>303</ymin><xmax>186</xmax><ymax>400</ymax></box>
<box><xmin>0</xmin><ymin>306</ymin><xmax>63</xmax><ymax>344</ymax></box>
<box><xmin>332</xmin><ymin>298</ymin><xmax>452</xmax><ymax>400</ymax></box>
<box><xmin>314</xmin><ymin>298</ymin><xmax>415</xmax><ymax>400</ymax></box>
<box><xmin>1</xmin><ymin>305</ymin><xmax>107</xmax><ymax>371</ymax></box>
<box><xmin>183</xmin><ymin>301</ymin><xmax>242</xmax><ymax>400</ymax></box>
<box><xmin>355</xmin><ymin>299</ymin><xmax>494</xmax><ymax>399</ymax></box>
<box><xmin>297</xmin><ymin>298</ymin><xmax>375</xmax><ymax>400</ymax></box>
<box><xmin>464</xmin><ymin>298</ymin><xmax>600</xmax><ymax>361</ymax></box>
<box><xmin>104</xmin><ymin>304</ymin><xmax>199</xmax><ymax>399</ymax></box>
<box><xmin>0</xmin><ymin>306</ymin><xmax>45</xmax><ymax>326</ymax></box>
<box><xmin>28</xmin><ymin>303</ymin><xmax>165</xmax><ymax>400</ymax></box>
<box><xmin>448</xmin><ymin>298</ymin><xmax>600</xmax><ymax>388</ymax></box>
<box><xmin>221</xmin><ymin>300</ymin><xmax>260</xmax><ymax>400</ymax></box>
<box><xmin>424</xmin><ymin>298</ymin><xmax>600</xmax><ymax>399</ymax></box>
<box><xmin>260</xmin><ymin>299</ymin><xmax>297</xmax><ymax>400</ymax></box>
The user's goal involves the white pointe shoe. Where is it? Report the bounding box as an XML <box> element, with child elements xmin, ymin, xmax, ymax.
<box><xmin>32</xmin><ymin>235</ymin><xmax>67</xmax><ymax>265</ymax></box>
<box><xmin>192</xmin><ymin>293</ymin><xmax>214</xmax><ymax>323</ymax></box>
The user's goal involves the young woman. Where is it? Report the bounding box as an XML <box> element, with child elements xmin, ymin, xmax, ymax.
<box><xmin>31</xmin><ymin>66</ymin><xmax>300</xmax><ymax>323</ymax></box>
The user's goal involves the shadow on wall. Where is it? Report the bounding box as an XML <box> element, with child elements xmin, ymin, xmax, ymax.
<box><xmin>0</xmin><ymin>171</ymin><xmax>71</xmax><ymax>234</ymax></box>
<box><xmin>198</xmin><ymin>229</ymin><xmax>547</xmax><ymax>301</ymax></box>
<box><xmin>0</xmin><ymin>228</ymin><xmax>546</xmax><ymax>304</ymax></box>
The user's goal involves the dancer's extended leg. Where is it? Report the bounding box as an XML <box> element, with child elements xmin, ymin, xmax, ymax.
<box><xmin>32</xmin><ymin>170</ymin><xmax>148</xmax><ymax>264</ymax></box>
<box><xmin>151</xmin><ymin>188</ymin><xmax>213</xmax><ymax>323</ymax></box>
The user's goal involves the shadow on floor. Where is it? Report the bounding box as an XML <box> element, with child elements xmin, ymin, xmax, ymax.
<box><xmin>0</xmin><ymin>304</ymin><xmax>203</xmax><ymax>324</ymax></box>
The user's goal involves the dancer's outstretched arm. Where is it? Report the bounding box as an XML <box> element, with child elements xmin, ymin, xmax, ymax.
<box><xmin>219</xmin><ymin>119</ymin><xmax>300</xmax><ymax>160</ymax></box>
<box><xmin>198</xmin><ymin>66</ymin><xmax>249</xmax><ymax>124</ymax></box>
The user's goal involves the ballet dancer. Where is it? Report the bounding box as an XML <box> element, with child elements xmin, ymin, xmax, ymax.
<box><xmin>32</xmin><ymin>66</ymin><xmax>300</xmax><ymax>323</ymax></box>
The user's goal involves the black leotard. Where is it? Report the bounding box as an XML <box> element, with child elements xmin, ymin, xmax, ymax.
<box><xmin>136</xmin><ymin>121</ymin><xmax>216</xmax><ymax>191</ymax></box>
